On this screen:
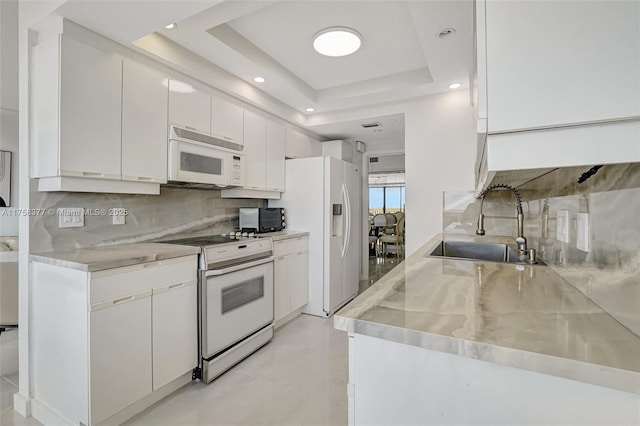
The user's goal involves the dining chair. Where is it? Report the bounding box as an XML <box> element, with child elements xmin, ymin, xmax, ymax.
<box><xmin>378</xmin><ymin>215</ymin><xmax>405</xmax><ymax>258</ymax></box>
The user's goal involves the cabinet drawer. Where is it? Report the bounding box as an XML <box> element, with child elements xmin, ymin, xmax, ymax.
<box><xmin>290</xmin><ymin>236</ymin><xmax>308</xmax><ymax>255</ymax></box>
<box><xmin>89</xmin><ymin>256</ymin><xmax>196</xmax><ymax>304</ymax></box>
<box><xmin>273</xmin><ymin>240</ymin><xmax>291</xmax><ymax>257</ymax></box>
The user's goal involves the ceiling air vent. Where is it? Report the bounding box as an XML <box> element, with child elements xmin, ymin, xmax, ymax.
<box><xmin>361</xmin><ymin>122</ymin><xmax>381</xmax><ymax>129</ymax></box>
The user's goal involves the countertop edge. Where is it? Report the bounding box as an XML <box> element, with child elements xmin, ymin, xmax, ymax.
<box><xmin>335</xmin><ymin>301</ymin><xmax>640</xmax><ymax>396</ymax></box>
<box><xmin>260</xmin><ymin>230</ymin><xmax>310</xmax><ymax>241</ymax></box>
<box><xmin>30</xmin><ymin>244</ymin><xmax>200</xmax><ymax>272</ymax></box>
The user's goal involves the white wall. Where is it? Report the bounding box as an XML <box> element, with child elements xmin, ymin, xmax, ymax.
<box><xmin>404</xmin><ymin>90</ymin><xmax>475</xmax><ymax>255</ymax></box>
<box><xmin>369</xmin><ymin>153</ymin><xmax>405</xmax><ymax>173</ymax></box>
<box><xmin>0</xmin><ymin>0</ymin><xmax>18</xmax><ymax>235</ymax></box>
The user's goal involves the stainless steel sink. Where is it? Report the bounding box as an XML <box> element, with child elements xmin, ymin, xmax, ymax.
<box><xmin>427</xmin><ymin>240</ymin><xmax>534</xmax><ymax>264</ymax></box>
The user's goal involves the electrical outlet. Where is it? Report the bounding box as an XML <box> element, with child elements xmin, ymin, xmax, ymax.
<box><xmin>112</xmin><ymin>208</ymin><xmax>126</xmax><ymax>225</ymax></box>
<box><xmin>58</xmin><ymin>208</ymin><xmax>84</xmax><ymax>228</ymax></box>
<box><xmin>576</xmin><ymin>212</ymin><xmax>590</xmax><ymax>252</ymax></box>
<box><xmin>556</xmin><ymin>209</ymin><xmax>570</xmax><ymax>243</ymax></box>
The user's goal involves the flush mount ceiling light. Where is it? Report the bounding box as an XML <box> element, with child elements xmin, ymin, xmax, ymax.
<box><xmin>313</xmin><ymin>27</ymin><xmax>362</xmax><ymax>57</ymax></box>
<box><xmin>254</xmin><ymin>77</ymin><xmax>266</xmax><ymax>83</ymax></box>
<box><xmin>305</xmin><ymin>107</ymin><xmax>315</xmax><ymax>112</ymax></box>
<box><xmin>448</xmin><ymin>83</ymin><xmax>462</xmax><ymax>89</ymax></box>
<box><xmin>165</xmin><ymin>23</ymin><xmax>177</xmax><ymax>30</ymax></box>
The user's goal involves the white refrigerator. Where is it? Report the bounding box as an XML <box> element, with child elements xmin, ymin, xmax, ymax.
<box><xmin>269</xmin><ymin>156</ymin><xmax>361</xmax><ymax>317</ymax></box>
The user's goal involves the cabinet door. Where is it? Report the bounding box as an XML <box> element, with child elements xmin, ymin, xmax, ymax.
<box><xmin>90</xmin><ymin>293</ymin><xmax>152</xmax><ymax>424</ymax></box>
<box><xmin>152</xmin><ymin>281</ymin><xmax>197</xmax><ymax>390</ymax></box>
<box><xmin>211</xmin><ymin>96</ymin><xmax>244</xmax><ymax>144</ymax></box>
<box><xmin>243</xmin><ymin>110</ymin><xmax>267</xmax><ymax>189</ymax></box>
<box><xmin>284</xmin><ymin>128</ymin><xmax>308</xmax><ymax>159</ymax></box>
<box><xmin>484</xmin><ymin>1</ymin><xmax>640</xmax><ymax>132</ymax></box>
<box><xmin>266</xmin><ymin>120</ymin><xmax>285</xmax><ymax>191</ymax></box>
<box><xmin>290</xmin><ymin>251</ymin><xmax>309</xmax><ymax>311</ymax></box>
<box><xmin>168</xmin><ymin>80</ymin><xmax>211</xmax><ymax>134</ymax></box>
<box><xmin>122</xmin><ymin>60</ymin><xmax>168</xmax><ymax>183</ymax></box>
<box><xmin>59</xmin><ymin>36</ymin><xmax>122</xmax><ymax>180</ymax></box>
<box><xmin>274</xmin><ymin>255</ymin><xmax>291</xmax><ymax>322</ymax></box>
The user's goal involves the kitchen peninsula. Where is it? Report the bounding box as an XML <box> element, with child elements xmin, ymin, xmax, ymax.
<box><xmin>335</xmin><ymin>236</ymin><xmax>640</xmax><ymax>425</ymax></box>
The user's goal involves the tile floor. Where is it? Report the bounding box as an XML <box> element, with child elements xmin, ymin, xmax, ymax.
<box><xmin>0</xmin><ymin>328</ymin><xmax>38</xmax><ymax>426</ymax></box>
<box><xmin>360</xmin><ymin>253</ymin><xmax>404</xmax><ymax>293</ymax></box>
<box><xmin>124</xmin><ymin>315</ymin><xmax>348</xmax><ymax>426</ymax></box>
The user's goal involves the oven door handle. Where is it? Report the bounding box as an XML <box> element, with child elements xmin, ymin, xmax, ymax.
<box><xmin>205</xmin><ymin>256</ymin><xmax>274</xmax><ymax>277</ymax></box>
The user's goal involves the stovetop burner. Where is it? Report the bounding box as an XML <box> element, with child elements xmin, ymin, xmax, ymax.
<box><xmin>161</xmin><ymin>234</ymin><xmax>260</xmax><ymax>247</ymax></box>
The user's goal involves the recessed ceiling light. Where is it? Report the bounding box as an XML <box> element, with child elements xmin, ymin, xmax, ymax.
<box><xmin>448</xmin><ymin>83</ymin><xmax>462</xmax><ymax>89</ymax></box>
<box><xmin>313</xmin><ymin>27</ymin><xmax>362</xmax><ymax>57</ymax></box>
<box><xmin>165</xmin><ymin>23</ymin><xmax>177</xmax><ymax>30</ymax></box>
<box><xmin>305</xmin><ymin>108</ymin><xmax>315</xmax><ymax>112</ymax></box>
<box><xmin>254</xmin><ymin>77</ymin><xmax>266</xmax><ymax>83</ymax></box>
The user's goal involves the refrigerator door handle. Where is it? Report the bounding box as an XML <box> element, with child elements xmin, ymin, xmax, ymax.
<box><xmin>341</xmin><ymin>182</ymin><xmax>351</xmax><ymax>259</ymax></box>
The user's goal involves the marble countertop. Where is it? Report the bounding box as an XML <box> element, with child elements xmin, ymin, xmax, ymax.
<box><xmin>334</xmin><ymin>235</ymin><xmax>640</xmax><ymax>394</ymax></box>
<box><xmin>259</xmin><ymin>230</ymin><xmax>309</xmax><ymax>241</ymax></box>
<box><xmin>30</xmin><ymin>243</ymin><xmax>199</xmax><ymax>272</ymax></box>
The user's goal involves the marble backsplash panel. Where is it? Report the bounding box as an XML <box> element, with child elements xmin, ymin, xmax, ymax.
<box><xmin>29</xmin><ymin>182</ymin><xmax>264</xmax><ymax>253</ymax></box>
<box><xmin>442</xmin><ymin>165</ymin><xmax>640</xmax><ymax>336</ymax></box>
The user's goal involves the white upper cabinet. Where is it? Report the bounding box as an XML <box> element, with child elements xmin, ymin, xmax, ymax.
<box><xmin>121</xmin><ymin>60</ymin><xmax>168</xmax><ymax>183</ymax></box>
<box><xmin>211</xmin><ymin>96</ymin><xmax>244</xmax><ymax>144</ymax></box>
<box><xmin>243</xmin><ymin>110</ymin><xmax>267</xmax><ymax>189</ymax></box>
<box><xmin>474</xmin><ymin>0</ymin><xmax>640</xmax><ymax>194</ymax></box>
<box><xmin>266</xmin><ymin>120</ymin><xmax>286</xmax><ymax>191</ymax></box>
<box><xmin>33</xmin><ymin>35</ymin><xmax>122</xmax><ymax>180</ymax></box>
<box><xmin>32</xmin><ymin>36</ymin><xmax>162</xmax><ymax>194</ymax></box>
<box><xmin>478</xmin><ymin>0</ymin><xmax>640</xmax><ymax>133</ymax></box>
<box><xmin>221</xmin><ymin>115</ymin><xmax>287</xmax><ymax>198</ymax></box>
<box><xmin>285</xmin><ymin>128</ymin><xmax>321</xmax><ymax>159</ymax></box>
<box><xmin>168</xmin><ymin>80</ymin><xmax>211</xmax><ymax>134</ymax></box>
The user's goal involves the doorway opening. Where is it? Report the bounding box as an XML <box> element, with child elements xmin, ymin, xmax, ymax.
<box><xmin>363</xmin><ymin>154</ymin><xmax>405</xmax><ymax>291</ymax></box>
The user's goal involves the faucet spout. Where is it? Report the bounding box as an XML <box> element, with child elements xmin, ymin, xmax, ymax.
<box><xmin>476</xmin><ymin>184</ymin><xmax>530</xmax><ymax>257</ymax></box>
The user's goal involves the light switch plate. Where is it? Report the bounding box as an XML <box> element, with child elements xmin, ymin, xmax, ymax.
<box><xmin>557</xmin><ymin>209</ymin><xmax>570</xmax><ymax>243</ymax></box>
<box><xmin>576</xmin><ymin>212</ymin><xmax>590</xmax><ymax>252</ymax></box>
<box><xmin>58</xmin><ymin>208</ymin><xmax>84</xmax><ymax>228</ymax></box>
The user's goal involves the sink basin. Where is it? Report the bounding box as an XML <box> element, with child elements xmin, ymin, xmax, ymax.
<box><xmin>427</xmin><ymin>240</ymin><xmax>529</xmax><ymax>264</ymax></box>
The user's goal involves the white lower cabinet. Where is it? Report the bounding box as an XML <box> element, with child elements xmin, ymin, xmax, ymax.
<box><xmin>290</xmin><ymin>251</ymin><xmax>309</xmax><ymax>311</ymax></box>
<box><xmin>273</xmin><ymin>236</ymin><xmax>309</xmax><ymax>327</ymax></box>
<box><xmin>31</xmin><ymin>255</ymin><xmax>197</xmax><ymax>426</ymax></box>
<box><xmin>152</xmin><ymin>281</ymin><xmax>197</xmax><ymax>390</ymax></box>
<box><xmin>274</xmin><ymin>254</ymin><xmax>291</xmax><ymax>322</ymax></box>
<box><xmin>89</xmin><ymin>292</ymin><xmax>153</xmax><ymax>425</ymax></box>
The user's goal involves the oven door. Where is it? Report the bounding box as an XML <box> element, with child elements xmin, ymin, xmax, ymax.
<box><xmin>202</xmin><ymin>257</ymin><xmax>274</xmax><ymax>358</ymax></box>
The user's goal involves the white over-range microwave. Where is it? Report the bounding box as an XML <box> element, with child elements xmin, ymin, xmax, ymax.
<box><xmin>168</xmin><ymin>125</ymin><xmax>245</xmax><ymax>187</ymax></box>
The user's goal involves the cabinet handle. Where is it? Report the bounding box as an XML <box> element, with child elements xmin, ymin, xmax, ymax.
<box><xmin>143</xmin><ymin>261</ymin><xmax>162</xmax><ymax>268</ymax></box>
<box><xmin>276</xmin><ymin>256</ymin><xmax>287</xmax><ymax>261</ymax></box>
<box><xmin>168</xmin><ymin>283</ymin><xmax>185</xmax><ymax>290</ymax></box>
<box><xmin>297</xmin><ymin>251</ymin><xmax>305</xmax><ymax>255</ymax></box>
<box><xmin>82</xmin><ymin>172</ymin><xmax>104</xmax><ymax>177</ymax></box>
<box><xmin>185</xmin><ymin>126</ymin><xmax>197</xmax><ymax>131</ymax></box>
<box><xmin>113</xmin><ymin>296</ymin><xmax>135</xmax><ymax>305</ymax></box>
<box><xmin>223</xmin><ymin>136</ymin><xmax>232</xmax><ymax>141</ymax></box>
<box><xmin>137</xmin><ymin>176</ymin><xmax>153</xmax><ymax>181</ymax></box>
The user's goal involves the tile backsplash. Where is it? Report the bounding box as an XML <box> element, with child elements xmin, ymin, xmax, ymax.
<box><xmin>443</xmin><ymin>163</ymin><xmax>640</xmax><ymax>336</ymax></box>
<box><xmin>29</xmin><ymin>182</ymin><xmax>264</xmax><ymax>253</ymax></box>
